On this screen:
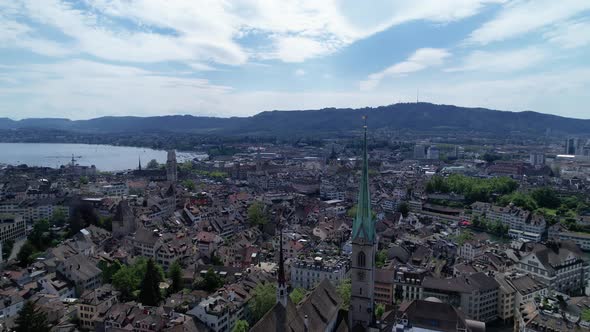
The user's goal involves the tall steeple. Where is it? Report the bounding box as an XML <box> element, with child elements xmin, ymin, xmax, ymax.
<box><xmin>352</xmin><ymin>116</ymin><xmax>374</xmax><ymax>243</ymax></box>
<box><xmin>138</xmin><ymin>156</ymin><xmax>142</xmax><ymax>171</ymax></box>
<box><xmin>350</xmin><ymin>116</ymin><xmax>376</xmax><ymax>329</ymax></box>
<box><xmin>276</xmin><ymin>224</ymin><xmax>288</xmax><ymax>307</ymax></box>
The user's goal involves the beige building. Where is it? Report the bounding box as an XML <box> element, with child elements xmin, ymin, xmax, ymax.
<box><xmin>0</xmin><ymin>215</ymin><xmax>26</xmax><ymax>243</ymax></box>
<box><xmin>76</xmin><ymin>285</ymin><xmax>118</xmax><ymax>330</ymax></box>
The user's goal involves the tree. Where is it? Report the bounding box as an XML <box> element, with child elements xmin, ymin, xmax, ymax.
<box><xmin>112</xmin><ymin>265</ymin><xmax>141</xmax><ymax>300</ymax></box>
<box><xmin>147</xmin><ymin>159</ymin><xmax>159</xmax><ymax>169</ymax></box>
<box><xmin>376</xmin><ymin>249</ymin><xmax>387</xmax><ymax>268</ymax></box>
<box><xmin>397</xmin><ymin>202</ymin><xmax>409</xmax><ymax>217</ymax></box>
<box><xmin>336</xmin><ymin>279</ymin><xmax>351</xmax><ymax>309</ymax></box>
<box><xmin>29</xmin><ymin>219</ymin><xmax>50</xmax><ymax>250</ymax></box>
<box><xmin>232</xmin><ymin>320</ymin><xmax>249</xmax><ymax>332</ymax></box>
<box><xmin>347</xmin><ymin>204</ymin><xmax>357</xmax><ymax>218</ymax></box>
<box><xmin>375</xmin><ymin>303</ymin><xmax>385</xmax><ymax>320</ymax></box>
<box><xmin>531</xmin><ymin>187</ymin><xmax>561</xmax><ymax>209</ymax></box>
<box><xmin>112</xmin><ymin>258</ymin><xmax>156</xmax><ymax>300</ymax></box>
<box><xmin>139</xmin><ymin>259</ymin><xmax>163</xmax><ymax>306</ymax></box>
<box><xmin>14</xmin><ymin>301</ymin><xmax>48</xmax><ymax>332</ymax></box>
<box><xmin>98</xmin><ymin>260</ymin><xmax>122</xmax><ymax>284</ymax></box>
<box><xmin>98</xmin><ymin>216</ymin><xmax>113</xmax><ymax>231</ymax></box>
<box><xmin>51</xmin><ymin>210</ymin><xmax>67</xmax><ymax>227</ymax></box>
<box><xmin>17</xmin><ymin>241</ymin><xmax>36</xmax><ymax>267</ymax></box>
<box><xmin>182</xmin><ymin>179</ymin><xmax>196</xmax><ymax>191</ymax></box>
<box><xmin>248</xmin><ymin>202</ymin><xmax>268</xmax><ymax>226</ymax></box>
<box><xmin>289</xmin><ymin>287</ymin><xmax>306</xmax><ymax>305</ymax></box>
<box><xmin>498</xmin><ymin>192</ymin><xmax>538</xmax><ymax>211</ymax></box>
<box><xmin>194</xmin><ymin>268</ymin><xmax>224</xmax><ymax>292</ymax></box>
<box><xmin>79</xmin><ymin>176</ymin><xmax>89</xmax><ymax>185</ymax></box>
<box><xmin>168</xmin><ymin>260</ymin><xmax>183</xmax><ymax>294</ymax></box>
<box><xmin>2</xmin><ymin>239</ymin><xmax>14</xmax><ymax>260</ymax></box>
<box><xmin>249</xmin><ymin>283</ymin><xmax>276</xmax><ymax>323</ymax></box>
<box><xmin>482</xmin><ymin>152</ymin><xmax>501</xmax><ymax>163</ymax></box>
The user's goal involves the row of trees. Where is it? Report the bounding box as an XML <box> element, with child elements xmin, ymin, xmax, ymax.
<box><xmin>102</xmin><ymin>257</ymin><xmax>178</xmax><ymax>306</ymax></box>
<box><xmin>499</xmin><ymin>187</ymin><xmax>589</xmax><ymax>213</ymax></box>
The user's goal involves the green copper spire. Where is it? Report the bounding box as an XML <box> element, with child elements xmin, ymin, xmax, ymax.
<box><xmin>352</xmin><ymin>117</ymin><xmax>374</xmax><ymax>243</ymax></box>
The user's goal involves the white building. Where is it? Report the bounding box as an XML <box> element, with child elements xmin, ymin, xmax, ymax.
<box><xmin>101</xmin><ymin>182</ymin><xmax>129</xmax><ymax>197</ymax></box>
<box><xmin>188</xmin><ymin>294</ymin><xmax>244</xmax><ymax>332</ymax></box>
<box><xmin>548</xmin><ymin>224</ymin><xmax>590</xmax><ymax>251</ymax></box>
<box><xmin>472</xmin><ymin>202</ymin><xmax>546</xmax><ymax>242</ymax></box>
<box><xmin>515</xmin><ymin>241</ymin><xmax>589</xmax><ymax>295</ymax></box>
<box><xmin>290</xmin><ymin>256</ymin><xmax>350</xmax><ymax>289</ymax></box>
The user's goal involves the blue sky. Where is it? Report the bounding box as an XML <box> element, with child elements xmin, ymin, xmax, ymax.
<box><xmin>1</xmin><ymin>0</ymin><xmax>589</xmax><ymax>120</ymax></box>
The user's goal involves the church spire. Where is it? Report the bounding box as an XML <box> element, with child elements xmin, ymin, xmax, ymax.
<box><xmin>276</xmin><ymin>222</ymin><xmax>288</xmax><ymax>307</ymax></box>
<box><xmin>138</xmin><ymin>156</ymin><xmax>142</xmax><ymax>171</ymax></box>
<box><xmin>278</xmin><ymin>228</ymin><xmax>286</xmax><ymax>285</ymax></box>
<box><xmin>352</xmin><ymin>116</ymin><xmax>374</xmax><ymax>243</ymax></box>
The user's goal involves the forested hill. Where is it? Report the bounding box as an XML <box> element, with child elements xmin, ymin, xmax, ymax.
<box><xmin>1</xmin><ymin>103</ymin><xmax>588</xmax><ymax>136</ymax></box>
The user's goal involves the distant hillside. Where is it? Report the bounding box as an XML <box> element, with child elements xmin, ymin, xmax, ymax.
<box><xmin>1</xmin><ymin>103</ymin><xmax>589</xmax><ymax>136</ymax></box>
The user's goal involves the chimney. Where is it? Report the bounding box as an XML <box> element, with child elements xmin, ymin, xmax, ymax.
<box><xmin>304</xmin><ymin>315</ymin><xmax>309</xmax><ymax>331</ymax></box>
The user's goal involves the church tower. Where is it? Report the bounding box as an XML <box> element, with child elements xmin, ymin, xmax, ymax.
<box><xmin>166</xmin><ymin>150</ymin><xmax>178</xmax><ymax>183</ymax></box>
<box><xmin>350</xmin><ymin>118</ymin><xmax>376</xmax><ymax>329</ymax></box>
<box><xmin>276</xmin><ymin>227</ymin><xmax>288</xmax><ymax>307</ymax></box>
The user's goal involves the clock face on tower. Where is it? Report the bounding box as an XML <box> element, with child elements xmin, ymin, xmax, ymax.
<box><xmin>357</xmin><ymin>270</ymin><xmax>365</xmax><ymax>281</ymax></box>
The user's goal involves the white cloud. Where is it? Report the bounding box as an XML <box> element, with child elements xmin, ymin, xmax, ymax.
<box><xmin>1</xmin><ymin>0</ymin><xmax>505</xmax><ymax>65</ymax></box>
<box><xmin>188</xmin><ymin>63</ymin><xmax>217</xmax><ymax>71</ymax></box>
<box><xmin>0</xmin><ymin>60</ymin><xmax>232</xmax><ymax>119</ymax></box>
<box><xmin>294</xmin><ymin>69</ymin><xmax>306</xmax><ymax>77</ymax></box>
<box><xmin>468</xmin><ymin>0</ymin><xmax>590</xmax><ymax>45</ymax></box>
<box><xmin>360</xmin><ymin>48</ymin><xmax>450</xmax><ymax>90</ymax></box>
<box><xmin>544</xmin><ymin>19</ymin><xmax>590</xmax><ymax>49</ymax></box>
<box><xmin>446</xmin><ymin>47</ymin><xmax>548</xmax><ymax>72</ymax></box>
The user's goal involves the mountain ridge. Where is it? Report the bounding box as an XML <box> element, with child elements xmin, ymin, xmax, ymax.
<box><xmin>1</xmin><ymin>103</ymin><xmax>588</xmax><ymax>136</ymax></box>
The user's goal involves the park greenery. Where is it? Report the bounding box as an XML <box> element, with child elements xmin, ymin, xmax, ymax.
<box><xmin>426</xmin><ymin>174</ymin><xmax>518</xmax><ymax>204</ymax></box>
<box><xmin>471</xmin><ymin>217</ymin><xmax>509</xmax><ymax>237</ymax></box>
<box><xmin>111</xmin><ymin>258</ymin><xmax>165</xmax><ymax>301</ymax></box>
<box><xmin>17</xmin><ymin>213</ymin><xmax>66</xmax><ymax>267</ymax></box>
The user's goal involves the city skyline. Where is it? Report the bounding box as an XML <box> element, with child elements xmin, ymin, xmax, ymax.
<box><xmin>1</xmin><ymin>1</ymin><xmax>589</xmax><ymax>120</ymax></box>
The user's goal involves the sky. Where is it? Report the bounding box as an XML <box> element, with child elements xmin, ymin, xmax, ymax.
<box><xmin>1</xmin><ymin>0</ymin><xmax>589</xmax><ymax>120</ymax></box>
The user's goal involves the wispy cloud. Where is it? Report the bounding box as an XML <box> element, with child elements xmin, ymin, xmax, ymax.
<box><xmin>467</xmin><ymin>0</ymin><xmax>590</xmax><ymax>45</ymax></box>
<box><xmin>445</xmin><ymin>47</ymin><xmax>548</xmax><ymax>72</ymax></box>
<box><xmin>544</xmin><ymin>19</ymin><xmax>590</xmax><ymax>49</ymax></box>
<box><xmin>360</xmin><ymin>48</ymin><xmax>450</xmax><ymax>90</ymax></box>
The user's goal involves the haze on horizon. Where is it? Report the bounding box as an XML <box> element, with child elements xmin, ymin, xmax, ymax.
<box><xmin>1</xmin><ymin>1</ymin><xmax>589</xmax><ymax>120</ymax></box>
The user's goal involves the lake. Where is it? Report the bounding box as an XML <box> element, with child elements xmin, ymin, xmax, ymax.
<box><xmin>0</xmin><ymin>143</ymin><xmax>207</xmax><ymax>171</ymax></box>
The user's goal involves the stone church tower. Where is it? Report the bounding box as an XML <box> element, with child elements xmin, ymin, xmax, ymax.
<box><xmin>350</xmin><ymin>120</ymin><xmax>376</xmax><ymax>329</ymax></box>
<box><xmin>166</xmin><ymin>150</ymin><xmax>178</xmax><ymax>183</ymax></box>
